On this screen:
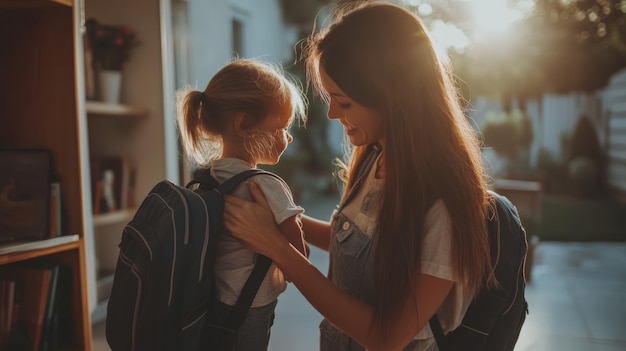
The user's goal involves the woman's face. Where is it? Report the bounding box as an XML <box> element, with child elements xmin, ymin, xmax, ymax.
<box><xmin>319</xmin><ymin>67</ymin><xmax>385</xmax><ymax>147</ymax></box>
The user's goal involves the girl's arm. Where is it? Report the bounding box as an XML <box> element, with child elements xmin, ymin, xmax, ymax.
<box><xmin>224</xmin><ymin>181</ymin><xmax>454</xmax><ymax>351</ymax></box>
<box><xmin>279</xmin><ymin>215</ymin><xmax>309</xmax><ymax>258</ymax></box>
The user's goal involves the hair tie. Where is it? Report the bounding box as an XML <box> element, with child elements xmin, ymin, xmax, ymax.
<box><xmin>199</xmin><ymin>91</ymin><xmax>207</xmax><ymax>105</ymax></box>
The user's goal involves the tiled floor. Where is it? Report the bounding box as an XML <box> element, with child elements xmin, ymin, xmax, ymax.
<box><xmin>92</xmin><ymin>194</ymin><xmax>626</xmax><ymax>350</ymax></box>
<box><xmin>513</xmin><ymin>242</ymin><xmax>626</xmax><ymax>351</ymax></box>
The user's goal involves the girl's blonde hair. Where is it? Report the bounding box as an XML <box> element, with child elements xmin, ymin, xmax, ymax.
<box><xmin>176</xmin><ymin>58</ymin><xmax>306</xmax><ymax>166</ymax></box>
<box><xmin>303</xmin><ymin>1</ymin><xmax>495</xmax><ymax>342</ymax></box>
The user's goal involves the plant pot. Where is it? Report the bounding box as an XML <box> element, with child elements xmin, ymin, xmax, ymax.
<box><xmin>98</xmin><ymin>69</ymin><xmax>122</xmax><ymax>104</ymax></box>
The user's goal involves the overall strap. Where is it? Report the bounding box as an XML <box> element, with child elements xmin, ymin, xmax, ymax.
<box><xmin>337</xmin><ymin>142</ymin><xmax>382</xmax><ymax>212</ymax></box>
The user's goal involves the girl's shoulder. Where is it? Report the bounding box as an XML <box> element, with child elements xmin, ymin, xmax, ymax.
<box><xmin>253</xmin><ymin>170</ymin><xmax>290</xmax><ymax>191</ymax></box>
<box><xmin>253</xmin><ymin>171</ymin><xmax>304</xmax><ymax>223</ymax></box>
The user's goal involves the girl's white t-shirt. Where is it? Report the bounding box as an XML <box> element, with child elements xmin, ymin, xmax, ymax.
<box><xmin>210</xmin><ymin>158</ymin><xmax>304</xmax><ymax>307</ymax></box>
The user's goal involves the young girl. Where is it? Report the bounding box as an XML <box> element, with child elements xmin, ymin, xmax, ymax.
<box><xmin>176</xmin><ymin>58</ymin><xmax>308</xmax><ymax>351</ymax></box>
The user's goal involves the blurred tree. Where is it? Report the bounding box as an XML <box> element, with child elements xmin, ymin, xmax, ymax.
<box><xmin>399</xmin><ymin>0</ymin><xmax>626</xmax><ymax>102</ymax></box>
<box><xmin>526</xmin><ymin>0</ymin><xmax>626</xmax><ymax>92</ymax></box>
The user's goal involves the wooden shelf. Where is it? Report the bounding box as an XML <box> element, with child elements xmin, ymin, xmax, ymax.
<box><xmin>93</xmin><ymin>208</ymin><xmax>135</xmax><ymax>227</ymax></box>
<box><xmin>86</xmin><ymin>100</ymin><xmax>149</xmax><ymax>118</ymax></box>
<box><xmin>0</xmin><ymin>2</ymin><xmax>92</xmax><ymax>349</ymax></box>
<box><xmin>0</xmin><ymin>0</ymin><xmax>72</xmax><ymax>9</ymax></box>
<box><xmin>0</xmin><ymin>235</ymin><xmax>80</xmax><ymax>264</ymax></box>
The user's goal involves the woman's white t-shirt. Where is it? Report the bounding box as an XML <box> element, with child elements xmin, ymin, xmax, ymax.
<box><xmin>341</xmin><ymin>157</ymin><xmax>473</xmax><ymax>349</ymax></box>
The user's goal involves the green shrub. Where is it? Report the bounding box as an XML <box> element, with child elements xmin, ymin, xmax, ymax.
<box><xmin>536</xmin><ymin>148</ymin><xmax>569</xmax><ymax>194</ymax></box>
<box><xmin>568</xmin><ymin>116</ymin><xmax>602</xmax><ymax>162</ymax></box>
<box><xmin>482</xmin><ymin>117</ymin><xmax>518</xmax><ymax>159</ymax></box>
<box><xmin>567</xmin><ymin>116</ymin><xmax>605</xmax><ymax>196</ymax></box>
<box><xmin>481</xmin><ymin>110</ymin><xmax>534</xmax><ymax>173</ymax></box>
<box><xmin>568</xmin><ymin>156</ymin><xmax>598</xmax><ymax>198</ymax></box>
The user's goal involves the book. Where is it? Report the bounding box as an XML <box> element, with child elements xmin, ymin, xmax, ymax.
<box><xmin>120</xmin><ymin>158</ymin><xmax>137</xmax><ymax>209</ymax></box>
<box><xmin>0</xmin><ymin>267</ymin><xmax>53</xmax><ymax>351</ymax></box>
<box><xmin>48</xmin><ymin>182</ymin><xmax>61</xmax><ymax>238</ymax></box>
<box><xmin>90</xmin><ymin>156</ymin><xmax>136</xmax><ymax>213</ymax></box>
<box><xmin>0</xmin><ymin>280</ymin><xmax>16</xmax><ymax>345</ymax></box>
<box><xmin>37</xmin><ymin>264</ymin><xmax>60</xmax><ymax>351</ymax></box>
<box><xmin>0</xmin><ymin>150</ymin><xmax>51</xmax><ymax>243</ymax></box>
<box><xmin>91</xmin><ymin>157</ymin><xmax>120</xmax><ymax>213</ymax></box>
<box><xmin>39</xmin><ymin>265</ymin><xmax>71</xmax><ymax>351</ymax></box>
<box><xmin>101</xmin><ymin>168</ymin><xmax>117</xmax><ymax>212</ymax></box>
<box><xmin>93</xmin><ymin>180</ymin><xmax>103</xmax><ymax>215</ymax></box>
<box><xmin>5</xmin><ymin>281</ymin><xmax>15</xmax><ymax>335</ymax></box>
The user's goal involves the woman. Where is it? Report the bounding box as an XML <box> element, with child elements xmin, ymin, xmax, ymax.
<box><xmin>223</xmin><ymin>2</ymin><xmax>496</xmax><ymax>350</ymax></box>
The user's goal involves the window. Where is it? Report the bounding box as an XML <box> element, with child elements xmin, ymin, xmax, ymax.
<box><xmin>231</xmin><ymin>7</ymin><xmax>249</xmax><ymax>58</ymax></box>
<box><xmin>232</xmin><ymin>17</ymin><xmax>244</xmax><ymax>58</ymax></box>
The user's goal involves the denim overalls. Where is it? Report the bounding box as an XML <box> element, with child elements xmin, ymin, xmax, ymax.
<box><xmin>319</xmin><ymin>144</ymin><xmax>422</xmax><ymax>351</ymax></box>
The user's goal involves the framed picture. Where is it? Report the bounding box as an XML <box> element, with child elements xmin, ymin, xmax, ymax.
<box><xmin>0</xmin><ymin>149</ymin><xmax>51</xmax><ymax>242</ymax></box>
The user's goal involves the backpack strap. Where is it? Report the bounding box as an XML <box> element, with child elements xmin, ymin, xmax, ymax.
<box><xmin>186</xmin><ymin>168</ymin><xmax>278</xmax><ymax>192</ymax></box>
<box><xmin>428</xmin><ymin>192</ymin><xmax>499</xmax><ymax>351</ymax></box>
<box><xmin>190</xmin><ymin>167</ymin><xmax>281</xmax><ymax>331</ymax></box>
<box><xmin>222</xmin><ymin>255</ymin><xmax>273</xmax><ymax>330</ymax></box>
<box><xmin>429</xmin><ymin>315</ymin><xmax>450</xmax><ymax>351</ymax></box>
<box><xmin>185</xmin><ymin>171</ymin><xmax>219</xmax><ymax>190</ymax></box>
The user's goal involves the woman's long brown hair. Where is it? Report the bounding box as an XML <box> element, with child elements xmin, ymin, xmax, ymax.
<box><xmin>303</xmin><ymin>1</ymin><xmax>495</xmax><ymax>343</ymax></box>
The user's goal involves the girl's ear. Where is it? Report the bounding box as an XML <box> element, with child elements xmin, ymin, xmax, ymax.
<box><xmin>233</xmin><ymin>113</ymin><xmax>251</xmax><ymax>138</ymax></box>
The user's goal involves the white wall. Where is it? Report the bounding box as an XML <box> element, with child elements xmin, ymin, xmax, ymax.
<box><xmin>602</xmin><ymin>68</ymin><xmax>626</xmax><ymax>199</ymax></box>
<box><xmin>183</xmin><ymin>0</ymin><xmax>298</xmax><ymax>90</ymax></box>
<box><xmin>175</xmin><ymin>0</ymin><xmax>300</xmax><ymax>182</ymax></box>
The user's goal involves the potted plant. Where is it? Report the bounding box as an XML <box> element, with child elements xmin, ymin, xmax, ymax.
<box><xmin>85</xmin><ymin>18</ymin><xmax>139</xmax><ymax>103</ymax></box>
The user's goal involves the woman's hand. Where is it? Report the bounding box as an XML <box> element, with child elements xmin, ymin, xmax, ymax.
<box><xmin>223</xmin><ymin>180</ymin><xmax>290</xmax><ymax>258</ymax></box>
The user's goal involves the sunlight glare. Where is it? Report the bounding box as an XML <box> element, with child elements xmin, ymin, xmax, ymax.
<box><xmin>430</xmin><ymin>19</ymin><xmax>470</xmax><ymax>53</ymax></box>
<box><xmin>470</xmin><ymin>0</ymin><xmax>526</xmax><ymax>35</ymax></box>
<box><xmin>418</xmin><ymin>3</ymin><xmax>433</xmax><ymax>16</ymax></box>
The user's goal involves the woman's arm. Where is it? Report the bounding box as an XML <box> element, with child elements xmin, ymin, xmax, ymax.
<box><xmin>223</xmin><ymin>181</ymin><xmax>454</xmax><ymax>350</ymax></box>
<box><xmin>300</xmin><ymin>215</ymin><xmax>331</xmax><ymax>251</ymax></box>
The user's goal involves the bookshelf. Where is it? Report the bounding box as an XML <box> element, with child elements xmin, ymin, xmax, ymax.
<box><xmin>0</xmin><ymin>236</ymin><xmax>80</xmax><ymax>259</ymax></box>
<box><xmin>0</xmin><ymin>0</ymin><xmax>92</xmax><ymax>350</ymax></box>
<box><xmin>85</xmin><ymin>85</ymin><xmax>155</xmax><ymax>316</ymax></box>
<box><xmin>85</xmin><ymin>101</ymin><xmax>149</xmax><ymax>118</ymax></box>
<box><xmin>86</xmin><ymin>102</ymin><xmax>144</xmax><ymax>251</ymax></box>
<box><xmin>83</xmin><ymin>0</ymin><xmax>178</xmax><ymax>323</ymax></box>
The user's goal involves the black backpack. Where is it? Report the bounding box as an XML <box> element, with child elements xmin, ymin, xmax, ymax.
<box><xmin>429</xmin><ymin>190</ymin><xmax>529</xmax><ymax>351</ymax></box>
<box><xmin>106</xmin><ymin>169</ymin><xmax>278</xmax><ymax>351</ymax></box>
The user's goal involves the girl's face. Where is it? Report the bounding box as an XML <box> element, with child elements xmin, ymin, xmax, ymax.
<box><xmin>254</xmin><ymin>104</ymin><xmax>294</xmax><ymax>165</ymax></box>
<box><xmin>319</xmin><ymin>67</ymin><xmax>385</xmax><ymax>147</ymax></box>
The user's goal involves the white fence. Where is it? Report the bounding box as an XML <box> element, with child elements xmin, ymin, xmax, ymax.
<box><xmin>602</xmin><ymin>69</ymin><xmax>626</xmax><ymax>200</ymax></box>
<box><xmin>469</xmin><ymin>68</ymin><xmax>626</xmax><ymax>200</ymax></box>
<box><xmin>469</xmin><ymin>93</ymin><xmax>603</xmax><ymax>167</ymax></box>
